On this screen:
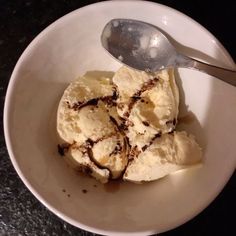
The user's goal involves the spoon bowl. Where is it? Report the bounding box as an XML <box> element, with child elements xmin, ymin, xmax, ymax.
<box><xmin>101</xmin><ymin>19</ymin><xmax>177</xmax><ymax>71</ymax></box>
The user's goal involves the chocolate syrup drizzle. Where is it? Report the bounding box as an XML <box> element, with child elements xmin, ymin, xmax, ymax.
<box><xmin>68</xmin><ymin>90</ymin><xmax>118</xmax><ymax>111</ymax></box>
<box><xmin>123</xmin><ymin>77</ymin><xmax>159</xmax><ymax>118</ymax></box>
<box><xmin>141</xmin><ymin>132</ymin><xmax>161</xmax><ymax>152</ymax></box>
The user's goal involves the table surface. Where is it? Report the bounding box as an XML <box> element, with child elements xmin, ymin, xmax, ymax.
<box><xmin>0</xmin><ymin>1</ymin><xmax>235</xmax><ymax>235</ymax></box>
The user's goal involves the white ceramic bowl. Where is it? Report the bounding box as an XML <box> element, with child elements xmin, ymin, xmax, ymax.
<box><xmin>4</xmin><ymin>1</ymin><xmax>236</xmax><ymax>235</ymax></box>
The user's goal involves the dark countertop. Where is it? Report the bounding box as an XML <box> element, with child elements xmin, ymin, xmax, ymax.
<box><xmin>0</xmin><ymin>1</ymin><xmax>235</xmax><ymax>235</ymax></box>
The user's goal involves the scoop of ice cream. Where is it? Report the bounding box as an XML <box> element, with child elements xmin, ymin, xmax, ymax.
<box><xmin>123</xmin><ymin>131</ymin><xmax>202</xmax><ymax>183</ymax></box>
<box><xmin>57</xmin><ymin>74</ymin><xmax>128</xmax><ymax>182</ymax></box>
<box><xmin>113</xmin><ymin>66</ymin><xmax>179</xmax><ymax>151</ymax></box>
<box><xmin>57</xmin><ymin>74</ymin><xmax>115</xmax><ymax>144</ymax></box>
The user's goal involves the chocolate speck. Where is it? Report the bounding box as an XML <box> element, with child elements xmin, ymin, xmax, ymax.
<box><xmin>173</xmin><ymin>118</ymin><xmax>176</xmax><ymax>126</ymax></box>
<box><xmin>93</xmin><ymin>184</ymin><xmax>97</xmax><ymax>188</ymax></box>
<box><xmin>123</xmin><ymin>111</ymin><xmax>129</xmax><ymax>118</ymax></box>
<box><xmin>82</xmin><ymin>189</ymin><xmax>88</xmax><ymax>194</ymax></box>
<box><xmin>66</xmin><ymin>101</ymin><xmax>71</xmax><ymax>108</ymax></box>
<box><xmin>71</xmin><ymin>101</ymin><xmax>83</xmax><ymax>110</ymax></box>
<box><xmin>141</xmin><ymin>99</ymin><xmax>145</xmax><ymax>103</ymax></box>
<box><xmin>67</xmin><ymin>194</ymin><xmax>71</xmax><ymax>197</ymax></box>
<box><xmin>57</xmin><ymin>143</ymin><xmax>70</xmax><ymax>156</ymax></box>
<box><xmin>62</xmin><ymin>189</ymin><xmax>66</xmax><ymax>193</ymax></box>
<box><xmin>119</xmin><ymin>122</ymin><xmax>128</xmax><ymax>131</ymax></box>
<box><xmin>83</xmin><ymin>166</ymin><xmax>93</xmax><ymax>175</ymax></box>
<box><xmin>85</xmin><ymin>138</ymin><xmax>94</xmax><ymax>148</ymax></box>
<box><xmin>155</xmin><ymin>132</ymin><xmax>161</xmax><ymax>138</ymax></box>
<box><xmin>142</xmin><ymin>145</ymin><xmax>148</xmax><ymax>152</ymax></box>
<box><xmin>131</xmin><ymin>96</ymin><xmax>141</xmax><ymax>100</ymax></box>
<box><xmin>142</xmin><ymin>121</ymin><xmax>149</xmax><ymax>126</ymax></box>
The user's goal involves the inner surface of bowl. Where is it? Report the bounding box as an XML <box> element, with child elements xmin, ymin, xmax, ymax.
<box><xmin>4</xmin><ymin>1</ymin><xmax>236</xmax><ymax>235</ymax></box>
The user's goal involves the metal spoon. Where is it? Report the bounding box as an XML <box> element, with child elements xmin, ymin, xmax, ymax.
<box><xmin>101</xmin><ymin>19</ymin><xmax>236</xmax><ymax>86</ymax></box>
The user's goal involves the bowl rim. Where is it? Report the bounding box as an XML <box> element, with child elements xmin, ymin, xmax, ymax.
<box><xmin>3</xmin><ymin>1</ymin><xmax>235</xmax><ymax>235</ymax></box>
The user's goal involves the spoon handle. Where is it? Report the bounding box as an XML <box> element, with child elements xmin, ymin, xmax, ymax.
<box><xmin>177</xmin><ymin>54</ymin><xmax>236</xmax><ymax>86</ymax></box>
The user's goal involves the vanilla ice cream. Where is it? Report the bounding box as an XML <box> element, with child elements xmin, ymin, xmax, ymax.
<box><xmin>123</xmin><ymin>131</ymin><xmax>202</xmax><ymax>183</ymax></box>
<box><xmin>57</xmin><ymin>67</ymin><xmax>202</xmax><ymax>184</ymax></box>
<box><xmin>113</xmin><ymin>66</ymin><xmax>179</xmax><ymax>151</ymax></box>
